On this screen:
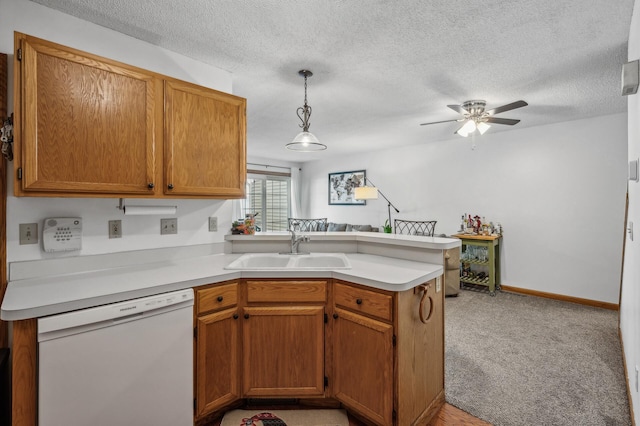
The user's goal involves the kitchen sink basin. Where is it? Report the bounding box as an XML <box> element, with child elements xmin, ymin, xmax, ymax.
<box><xmin>225</xmin><ymin>252</ymin><xmax>351</xmax><ymax>270</ymax></box>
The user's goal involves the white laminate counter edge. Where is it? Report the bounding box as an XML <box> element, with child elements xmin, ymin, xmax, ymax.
<box><xmin>225</xmin><ymin>231</ymin><xmax>462</xmax><ymax>249</ymax></box>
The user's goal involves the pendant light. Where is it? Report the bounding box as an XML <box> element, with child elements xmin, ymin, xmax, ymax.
<box><xmin>286</xmin><ymin>70</ymin><xmax>327</xmax><ymax>151</ymax></box>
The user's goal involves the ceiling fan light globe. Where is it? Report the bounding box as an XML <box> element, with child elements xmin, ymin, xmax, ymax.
<box><xmin>457</xmin><ymin>119</ymin><xmax>477</xmax><ymax>137</ymax></box>
<box><xmin>477</xmin><ymin>122</ymin><xmax>491</xmax><ymax>135</ymax></box>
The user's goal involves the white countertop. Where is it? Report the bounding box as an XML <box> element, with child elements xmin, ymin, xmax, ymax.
<box><xmin>1</xmin><ymin>252</ymin><xmax>443</xmax><ymax>321</ymax></box>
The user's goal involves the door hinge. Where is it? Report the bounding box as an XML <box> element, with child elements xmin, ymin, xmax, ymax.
<box><xmin>324</xmin><ymin>313</ymin><xmax>328</xmax><ymax>323</ymax></box>
<box><xmin>193</xmin><ymin>327</ymin><xmax>197</xmax><ymax>339</ymax></box>
<box><xmin>17</xmin><ymin>48</ymin><xmax>22</xmax><ymax>61</ymax></box>
<box><xmin>194</xmin><ymin>398</ymin><xmax>197</xmax><ymax>410</ymax></box>
<box><xmin>392</xmin><ymin>335</ymin><xmax>397</xmax><ymax>347</ymax></box>
<box><xmin>324</xmin><ymin>376</ymin><xmax>329</xmax><ymax>388</ymax></box>
<box><xmin>17</xmin><ymin>168</ymin><xmax>22</xmax><ymax>180</ymax></box>
<box><xmin>392</xmin><ymin>409</ymin><xmax>397</xmax><ymax>420</ymax></box>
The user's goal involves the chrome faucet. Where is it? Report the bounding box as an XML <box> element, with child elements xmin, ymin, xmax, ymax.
<box><xmin>289</xmin><ymin>223</ymin><xmax>310</xmax><ymax>254</ymax></box>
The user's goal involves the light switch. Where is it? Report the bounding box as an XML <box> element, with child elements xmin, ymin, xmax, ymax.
<box><xmin>630</xmin><ymin>159</ymin><xmax>639</xmax><ymax>182</ymax></box>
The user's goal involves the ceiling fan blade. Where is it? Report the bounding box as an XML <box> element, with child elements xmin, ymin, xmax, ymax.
<box><xmin>447</xmin><ymin>104</ymin><xmax>468</xmax><ymax>114</ymax></box>
<box><xmin>420</xmin><ymin>119</ymin><xmax>460</xmax><ymax>126</ymax></box>
<box><xmin>484</xmin><ymin>117</ymin><xmax>520</xmax><ymax>125</ymax></box>
<box><xmin>485</xmin><ymin>100</ymin><xmax>528</xmax><ymax>116</ymax></box>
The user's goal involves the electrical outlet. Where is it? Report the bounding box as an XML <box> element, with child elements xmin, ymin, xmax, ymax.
<box><xmin>19</xmin><ymin>223</ymin><xmax>38</xmax><ymax>245</ymax></box>
<box><xmin>109</xmin><ymin>220</ymin><xmax>122</xmax><ymax>239</ymax></box>
<box><xmin>209</xmin><ymin>216</ymin><xmax>218</xmax><ymax>232</ymax></box>
<box><xmin>161</xmin><ymin>218</ymin><xmax>178</xmax><ymax>235</ymax></box>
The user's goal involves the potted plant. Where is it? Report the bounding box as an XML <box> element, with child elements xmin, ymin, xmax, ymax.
<box><xmin>383</xmin><ymin>219</ymin><xmax>392</xmax><ymax>233</ymax></box>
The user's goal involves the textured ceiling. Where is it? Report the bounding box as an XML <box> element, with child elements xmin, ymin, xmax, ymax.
<box><xmin>31</xmin><ymin>0</ymin><xmax>635</xmax><ymax>163</ymax></box>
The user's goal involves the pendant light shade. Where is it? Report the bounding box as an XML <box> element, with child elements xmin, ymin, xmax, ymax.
<box><xmin>286</xmin><ymin>70</ymin><xmax>326</xmax><ymax>152</ymax></box>
<box><xmin>286</xmin><ymin>131</ymin><xmax>325</xmax><ymax>151</ymax></box>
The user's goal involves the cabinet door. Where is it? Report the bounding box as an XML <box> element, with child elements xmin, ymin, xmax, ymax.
<box><xmin>332</xmin><ymin>307</ymin><xmax>394</xmax><ymax>426</ymax></box>
<box><xmin>15</xmin><ymin>34</ymin><xmax>159</xmax><ymax>195</ymax></box>
<box><xmin>242</xmin><ymin>306</ymin><xmax>325</xmax><ymax>397</ymax></box>
<box><xmin>164</xmin><ymin>80</ymin><xmax>246</xmax><ymax>197</ymax></box>
<box><xmin>195</xmin><ymin>308</ymin><xmax>241</xmax><ymax>419</ymax></box>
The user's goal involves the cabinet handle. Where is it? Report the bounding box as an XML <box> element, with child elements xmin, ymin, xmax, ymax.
<box><xmin>419</xmin><ymin>284</ymin><xmax>434</xmax><ymax>324</ymax></box>
<box><xmin>147</xmin><ymin>183</ymin><xmax>154</xmax><ymax>189</ymax></box>
<box><xmin>233</xmin><ymin>313</ymin><xmax>239</xmax><ymax>320</ymax></box>
<box><xmin>356</xmin><ymin>298</ymin><xmax>362</xmax><ymax>305</ymax></box>
<box><xmin>244</xmin><ymin>313</ymin><xmax>250</xmax><ymax>319</ymax></box>
<box><xmin>333</xmin><ymin>313</ymin><xmax>338</xmax><ymax>319</ymax></box>
<box><xmin>168</xmin><ymin>183</ymin><xmax>174</xmax><ymax>190</ymax></box>
<box><xmin>217</xmin><ymin>296</ymin><xmax>223</xmax><ymax>302</ymax></box>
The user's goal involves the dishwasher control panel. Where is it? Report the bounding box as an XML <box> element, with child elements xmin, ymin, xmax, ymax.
<box><xmin>43</xmin><ymin>217</ymin><xmax>82</xmax><ymax>252</ymax></box>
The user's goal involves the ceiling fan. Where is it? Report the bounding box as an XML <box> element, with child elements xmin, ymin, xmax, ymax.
<box><xmin>420</xmin><ymin>100</ymin><xmax>528</xmax><ymax>137</ymax></box>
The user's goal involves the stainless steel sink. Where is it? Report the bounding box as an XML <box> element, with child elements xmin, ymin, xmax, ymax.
<box><xmin>225</xmin><ymin>252</ymin><xmax>351</xmax><ymax>270</ymax></box>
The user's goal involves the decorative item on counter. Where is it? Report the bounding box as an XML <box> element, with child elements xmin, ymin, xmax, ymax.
<box><xmin>244</xmin><ymin>214</ymin><xmax>256</xmax><ymax>235</ymax></box>
<box><xmin>459</xmin><ymin>214</ymin><xmax>502</xmax><ymax>236</ymax></box>
<box><xmin>383</xmin><ymin>219</ymin><xmax>392</xmax><ymax>233</ymax></box>
<box><xmin>231</xmin><ymin>212</ymin><xmax>259</xmax><ymax>235</ymax></box>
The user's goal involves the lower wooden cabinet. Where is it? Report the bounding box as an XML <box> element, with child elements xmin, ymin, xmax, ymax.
<box><xmin>242</xmin><ymin>306</ymin><xmax>325</xmax><ymax>397</ymax></box>
<box><xmin>332</xmin><ymin>307</ymin><xmax>394</xmax><ymax>425</ymax></box>
<box><xmin>194</xmin><ymin>282</ymin><xmax>241</xmax><ymax>421</ymax></box>
<box><xmin>195</xmin><ymin>308</ymin><xmax>240</xmax><ymax>417</ymax></box>
<box><xmin>193</xmin><ymin>277</ymin><xmax>444</xmax><ymax>426</ymax></box>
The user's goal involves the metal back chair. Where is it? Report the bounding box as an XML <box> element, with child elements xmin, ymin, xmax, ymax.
<box><xmin>394</xmin><ymin>219</ymin><xmax>437</xmax><ymax>236</ymax></box>
<box><xmin>288</xmin><ymin>218</ymin><xmax>328</xmax><ymax>232</ymax></box>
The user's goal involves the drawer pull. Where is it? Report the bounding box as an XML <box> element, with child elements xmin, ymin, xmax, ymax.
<box><xmin>147</xmin><ymin>182</ymin><xmax>154</xmax><ymax>189</ymax></box>
<box><xmin>244</xmin><ymin>313</ymin><xmax>250</xmax><ymax>319</ymax></box>
<box><xmin>333</xmin><ymin>313</ymin><xmax>339</xmax><ymax>319</ymax></box>
<box><xmin>217</xmin><ymin>296</ymin><xmax>223</xmax><ymax>302</ymax></box>
<box><xmin>419</xmin><ymin>283</ymin><xmax>434</xmax><ymax>324</ymax></box>
<box><xmin>356</xmin><ymin>298</ymin><xmax>362</xmax><ymax>305</ymax></box>
<box><xmin>233</xmin><ymin>313</ymin><xmax>239</xmax><ymax>320</ymax></box>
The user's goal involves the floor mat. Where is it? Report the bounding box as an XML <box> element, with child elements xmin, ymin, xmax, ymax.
<box><xmin>220</xmin><ymin>409</ymin><xmax>349</xmax><ymax>426</ymax></box>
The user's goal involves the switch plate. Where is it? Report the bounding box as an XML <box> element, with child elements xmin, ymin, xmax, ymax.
<box><xmin>161</xmin><ymin>218</ymin><xmax>178</xmax><ymax>235</ymax></box>
<box><xmin>19</xmin><ymin>223</ymin><xmax>38</xmax><ymax>245</ymax></box>
<box><xmin>109</xmin><ymin>220</ymin><xmax>122</xmax><ymax>239</ymax></box>
<box><xmin>630</xmin><ymin>159</ymin><xmax>639</xmax><ymax>182</ymax></box>
<box><xmin>209</xmin><ymin>216</ymin><xmax>218</xmax><ymax>232</ymax></box>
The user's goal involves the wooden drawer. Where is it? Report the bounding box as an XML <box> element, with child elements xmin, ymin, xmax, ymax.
<box><xmin>246</xmin><ymin>280</ymin><xmax>327</xmax><ymax>303</ymax></box>
<box><xmin>196</xmin><ymin>282</ymin><xmax>238</xmax><ymax>314</ymax></box>
<box><xmin>334</xmin><ymin>282</ymin><xmax>393</xmax><ymax>322</ymax></box>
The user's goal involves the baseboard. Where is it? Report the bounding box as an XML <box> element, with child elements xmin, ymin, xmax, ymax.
<box><xmin>619</xmin><ymin>327</ymin><xmax>637</xmax><ymax>426</ymax></box>
<box><xmin>500</xmin><ymin>285</ymin><xmax>619</xmax><ymax>310</ymax></box>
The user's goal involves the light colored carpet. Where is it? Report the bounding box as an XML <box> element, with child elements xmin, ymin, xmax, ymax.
<box><xmin>445</xmin><ymin>288</ymin><xmax>631</xmax><ymax>425</ymax></box>
<box><xmin>220</xmin><ymin>409</ymin><xmax>349</xmax><ymax>426</ymax></box>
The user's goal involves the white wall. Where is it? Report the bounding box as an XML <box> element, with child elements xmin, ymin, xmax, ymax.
<box><xmin>301</xmin><ymin>113</ymin><xmax>628</xmax><ymax>304</ymax></box>
<box><xmin>621</xmin><ymin>0</ymin><xmax>640</xmax><ymax>422</ymax></box>
<box><xmin>0</xmin><ymin>0</ymin><xmax>236</xmax><ymax>262</ymax></box>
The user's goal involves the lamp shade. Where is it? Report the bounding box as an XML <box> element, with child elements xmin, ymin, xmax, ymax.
<box><xmin>354</xmin><ymin>186</ymin><xmax>378</xmax><ymax>200</ymax></box>
<box><xmin>286</xmin><ymin>131</ymin><xmax>326</xmax><ymax>151</ymax></box>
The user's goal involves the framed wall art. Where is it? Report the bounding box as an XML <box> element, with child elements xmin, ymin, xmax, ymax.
<box><xmin>328</xmin><ymin>170</ymin><xmax>366</xmax><ymax>205</ymax></box>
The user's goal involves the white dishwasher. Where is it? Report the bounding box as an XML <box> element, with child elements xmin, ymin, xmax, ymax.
<box><xmin>37</xmin><ymin>288</ymin><xmax>194</xmax><ymax>426</ymax></box>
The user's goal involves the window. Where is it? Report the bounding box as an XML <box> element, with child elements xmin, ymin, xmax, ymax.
<box><xmin>243</xmin><ymin>173</ymin><xmax>291</xmax><ymax>232</ymax></box>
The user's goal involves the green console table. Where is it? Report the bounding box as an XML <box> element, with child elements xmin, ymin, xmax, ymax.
<box><xmin>452</xmin><ymin>234</ymin><xmax>502</xmax><ymax>296</ymax></box>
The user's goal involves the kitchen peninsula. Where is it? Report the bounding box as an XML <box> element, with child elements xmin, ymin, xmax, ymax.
<box><xmin>2</xmin><ymin>232</ymin><xmax>460</xmax><ymax>426</ymax></box>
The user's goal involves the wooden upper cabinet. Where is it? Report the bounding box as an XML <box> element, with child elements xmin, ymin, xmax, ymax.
<box><xmin>14</xmin><ymin>33</ymin><xmax>159</xmax><ymax>196</ymax></box>
<box><xmin>13</xmin><ymin>33</ymin><xmax>246</xmax><ymax>199</ymax></box>
<box><xmin>164</xmin><ymin>79</ymin><xmax>246</xmax><ymax>197</ymax></box>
